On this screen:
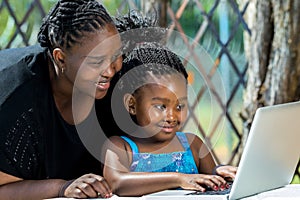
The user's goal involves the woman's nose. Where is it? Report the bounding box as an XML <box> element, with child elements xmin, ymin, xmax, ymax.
<box><xmin>101</xmin><ymin>57</ymin><xmax>122</xmax><ymax>78</ymax></box>
<box><xmin>101</xmin><ymin>64</ymin><xmax>114</xmax><ymax>78</ymax></box>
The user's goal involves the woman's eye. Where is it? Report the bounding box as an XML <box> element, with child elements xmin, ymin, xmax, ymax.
<box><xmin>95</xmin><ymin>59</ymin><xmax>105</xmax><ymax>65</ymax></box>
<box><xmin>86</xmin><ymin>60</ymin><xmax>104</xmax><ymax>69</ymax></box>
<box><xmin>93</xmin><ymin>59</ymin><xmax>111</xmax><ymax>70</ymax></box>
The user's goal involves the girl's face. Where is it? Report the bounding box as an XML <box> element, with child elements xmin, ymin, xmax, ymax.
<box><xmin>61</xmin><ymin>24</ymin><xmax>122</xmax><ymax>99</ymax></box>
<box><xmin>132</xmin><ymin>73</ymin><xmax>188</xmax><ymax>142</ymax></box>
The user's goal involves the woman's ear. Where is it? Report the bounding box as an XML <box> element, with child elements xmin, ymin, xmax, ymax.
<box><xmin>52</xmin><ymin>48</ymin><xmax>66</xmax><ymax>73</ymax></box>
<box><xmin>124</xmin><ymin>93</ymin><xmax>136</xmax><ymax>115</ymax></box>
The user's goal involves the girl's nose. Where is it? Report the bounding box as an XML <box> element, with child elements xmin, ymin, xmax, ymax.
<box><xmin>166</xmin><ymin>110</ymin><xmax>177</xmax><ymax>123</ymax></box>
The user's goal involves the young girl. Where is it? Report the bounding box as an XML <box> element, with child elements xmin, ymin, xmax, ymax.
<box><xmin>101</xmin><ymin>42</ymin><xmax>237</xmax><ymax>196</ymax></box>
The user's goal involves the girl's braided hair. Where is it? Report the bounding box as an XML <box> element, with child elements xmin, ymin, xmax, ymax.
<box><xmin>117</xmin><ymin>42</ymin><xmax>188</xmax><ymax>95</ymax></box>
<box><xmin>114</xmin><ymin>9</ymin><xmax>167</xmax><ymax>55</ymax></box>
<box><xmin>113</xmin><ymin>10</ymin><xmax>188</xmax><ymax>95</ymax></box>
<box><xmin>37</xmin><ymin>0</ymin><xmax>114</xmax><ymax>51</ymax></box>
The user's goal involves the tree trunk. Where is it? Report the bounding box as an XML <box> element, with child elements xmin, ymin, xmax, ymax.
<box><xmin>241</xmin><ymin>0</ymin><xmax>300</xmax><ymax>172</ymax></box>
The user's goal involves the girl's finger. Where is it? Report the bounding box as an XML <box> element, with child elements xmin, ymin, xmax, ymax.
<box><xmin>198</xmin><ymin>175</ymin><xmax>225</xmax><ymax>190</ymax></box>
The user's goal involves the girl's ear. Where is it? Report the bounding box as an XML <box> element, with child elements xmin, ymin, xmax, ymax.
<box><xmin>124</xmin><ymin>93</ymin><xmax>136</xmax><ymax>115</ymax></box>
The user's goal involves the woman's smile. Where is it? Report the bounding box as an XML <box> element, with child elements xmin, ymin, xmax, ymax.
<box><xmin>95</xmin><ymin>79</ymin><xmax>111</xmax><ymax>91</ymax></box>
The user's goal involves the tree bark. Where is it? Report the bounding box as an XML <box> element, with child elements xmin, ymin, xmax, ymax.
<box><xmin>242</xmin><ymin>0</ymin><xmax>300</xmax><ymax>138</ymax></box>
<box><xmin>242</xmin><ymin>0</ymin><xmax>273</xmax><ymax>136</ymax></box>
<box><xmin>241</xmin><ymin>0</ymin><xmax>300</xmax><ymax>160</ymax></box>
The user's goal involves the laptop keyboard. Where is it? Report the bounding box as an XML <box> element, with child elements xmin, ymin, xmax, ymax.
<box><xmin>186</xmin><ymin>182</ymin><xmax>232</xmax><ymax>195</ymax></box>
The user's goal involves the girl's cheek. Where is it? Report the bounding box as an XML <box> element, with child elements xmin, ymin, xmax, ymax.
<box><xmin>148</xmin><ymin>108</ymin><xmax>164</xmax><ymax>121</ymax></box>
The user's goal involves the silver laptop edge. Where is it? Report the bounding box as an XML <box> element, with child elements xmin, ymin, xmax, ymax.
<box><xmin>229</xmin><ymin>101</ymin><xmax>300</xmax><ymax>200</ymax></box>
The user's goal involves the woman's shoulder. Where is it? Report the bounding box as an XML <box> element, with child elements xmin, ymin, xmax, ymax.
<box><xmin>0</xmin><ymin>45</ymin><xmax>48</xmax><ymax>107</ymax></box>
<box><xmin>0</xmin><ymin>45</ymin><xmax>45</xmax><ymax>70</ymax></box>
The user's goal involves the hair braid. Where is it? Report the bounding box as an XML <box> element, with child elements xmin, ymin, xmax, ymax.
<box><xmin>114</xmin><ymin>9</ymin><xmax>167</xmax><ymax>54</ymax></box>
<box><xmin>118</xmin><ymin>42</ymin><xmax>188</xmax><ymax>94</ymax></box>
<box><xmin>37</xmin><ymin>0</ymin><xmax>113</xmax><ymax>51</ymax></box>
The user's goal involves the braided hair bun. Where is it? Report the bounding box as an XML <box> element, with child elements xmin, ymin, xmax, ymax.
<box><xmin>114</xmin><ymin>10</ymin><xmax>167</xmax><ymax>54</ymax></box>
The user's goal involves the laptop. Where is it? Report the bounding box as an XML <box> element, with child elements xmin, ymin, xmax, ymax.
<box><xmin>145</xmin><ymin>101</ymin><xmax>300</xmax><ymax>200</ymax></box>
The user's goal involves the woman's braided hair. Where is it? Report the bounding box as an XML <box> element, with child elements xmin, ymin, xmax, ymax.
<box><xmin>37</xmin><ymin>0</ymin><xmax>114</xmax><ymax>51</ymax></box>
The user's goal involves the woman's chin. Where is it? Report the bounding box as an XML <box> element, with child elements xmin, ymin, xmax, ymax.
<box><xmin>94</xmin><ymin>90</ymin><xmax>108</xmax><ymax>100</ymax></box>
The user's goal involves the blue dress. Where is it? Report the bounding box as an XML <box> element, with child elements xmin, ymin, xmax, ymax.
<box><xmin>121</xmin><ymin>132</ymin><xmax>199</xmax><ymax>174</ymax></box>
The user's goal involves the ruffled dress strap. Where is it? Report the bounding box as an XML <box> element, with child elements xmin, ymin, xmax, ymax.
<box><xmin>176</xmin><ymin>132</ymin><xmax>199</xmax><ymax>173</ymax></box>
<box><xmin>176</xmin><ymin>132</ymin><xmax>190</xmax><ymax>150</ymax></box>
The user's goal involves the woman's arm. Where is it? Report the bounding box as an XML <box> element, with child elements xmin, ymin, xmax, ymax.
<box><xmin>0</xmin><ymin>171</ymin><xmax>112</xmax><ymax>199</ymax></box>
<box><xmin>0</xmin><ymin>171</ymin><xmax>65</xmax><ymax>200</ymax></box>
<box><xmin>102</xmin><ymin>137</ymin><xmax>226</xmax><ymax>196</ymax></box>
<box><xmin>0</xmin><ymin>171</ymin><xmax>22</xmax><ymax>185</ymax></box>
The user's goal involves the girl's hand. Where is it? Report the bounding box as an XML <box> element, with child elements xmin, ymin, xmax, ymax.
<box><xmin>178</xmin><ymin>173</ymin><xmax>228</xmax><ymax>192</ymax></box>
<box><xmin>63</xmin><ymin>174</ymin><xmax>112</xmax><ymax>198</ymax></box>
<box><xmin>215</xmin><ymin>165</ymin><xmax>238</xmax><ymax>181</ymax></box>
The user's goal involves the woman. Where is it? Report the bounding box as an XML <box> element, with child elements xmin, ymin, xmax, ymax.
<box><xmin>0</xmin><ymin>0</ymin><xmax>122</xmax><ymax>199</ymax></box>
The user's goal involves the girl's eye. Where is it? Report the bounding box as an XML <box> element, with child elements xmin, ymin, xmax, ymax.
<box><xmin>177</xmin><ymin>104</ymin><xmax>185</xmax><ymax>111</ymax></box>
<box><xmin>154</xmin><ymin>104</ymin><xmax>166</xmax><ymax>111</ymax></box>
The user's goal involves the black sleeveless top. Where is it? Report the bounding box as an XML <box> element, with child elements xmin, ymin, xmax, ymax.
<box><xmin>0</xmin><ymin>45</ymin><xmax>104</xmax><ymax>180</ymax></box>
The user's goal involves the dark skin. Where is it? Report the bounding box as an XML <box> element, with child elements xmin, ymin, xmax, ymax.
<box><xmin>102</xmin><ymin>73</ymin><xmax>237</xmax><ymax>196</ymax></box>
<box><xmin>51</xmin><ymin>24</ymin><xmax>122</xmax><ymax>125</ymax></box>
<box><xmin>0</xmin><ymin>24</ymin><xmax>122</xmax><ymax>199</ymax></box>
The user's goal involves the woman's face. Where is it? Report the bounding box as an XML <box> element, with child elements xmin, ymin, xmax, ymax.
<box><xmin>62</xmin><ymin>24</ymin><xmax>122</xmax><ymax>99</ymax></box>
<box><xmin>132</xmin><ymin>73</ymin><xmax>188</xmax><ymax>142</ymax></box>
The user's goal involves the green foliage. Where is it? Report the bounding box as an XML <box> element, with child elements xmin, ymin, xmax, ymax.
<box><xmin>103</xmin><ymin>0</ymin><xmax>123</xmax><ymax>15</ymax></box>
<box><xmin>292</xmin><ymin>173</ymin><xmax>300</xmax><ymax>184</ymax></box>
<box><xmin>169</xmin><ymin>0</ymin><xmax>244</xmax><ymax>60</ymax></box>
<box><xmin>0</xmin><ymin>0</ymin><xmax>55</xmax><ymax>48</ymax></box>
<box><xmin>0</xmin><ymin>0</ymin><xmax>127</xmax><ymax>49</ymax></box>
